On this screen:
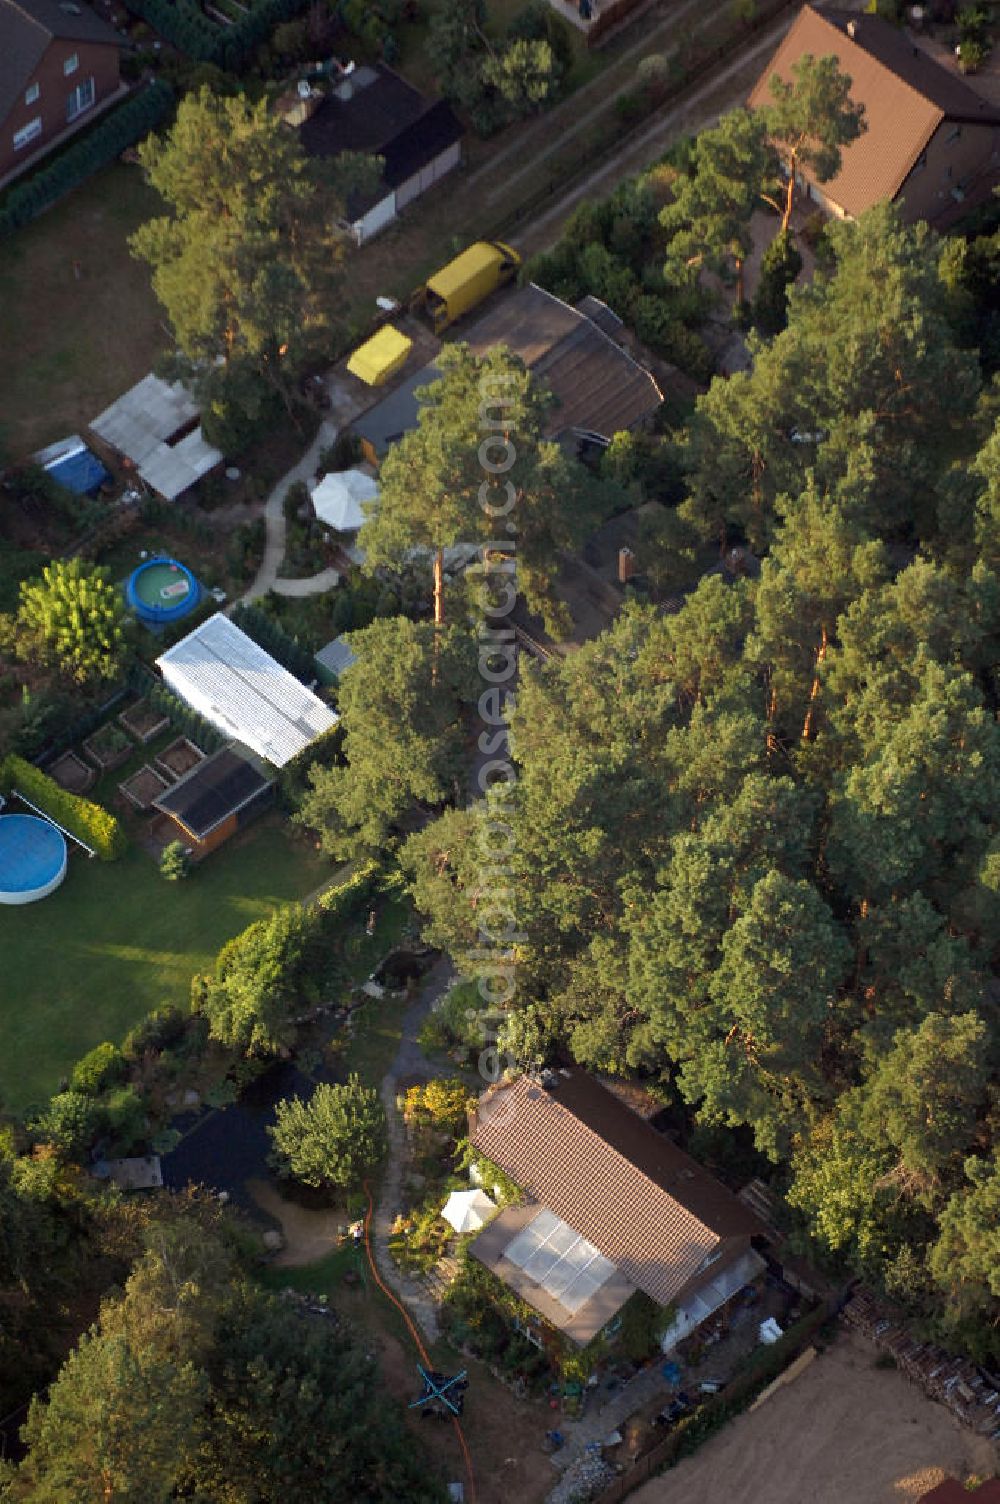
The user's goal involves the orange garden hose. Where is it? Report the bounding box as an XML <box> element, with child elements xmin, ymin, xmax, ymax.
<box><xmin>363</xmin><ymin>1180</ymin><xmax>478</xmax><ymax>1504</ymax></box>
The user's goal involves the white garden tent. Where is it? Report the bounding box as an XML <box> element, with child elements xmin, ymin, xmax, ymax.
<box><xmin>310</xmin><ymin>468</ymin><xmax>379</xmax><ymax>533</ymax></box>
<box><xmin>441</xmin><ymin>1188</ymin><xmax>496</xmax><ymax>1236</ymax></box>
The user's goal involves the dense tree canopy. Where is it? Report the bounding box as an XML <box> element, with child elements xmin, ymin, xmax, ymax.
<box><xmin>681</xmin><ymin>206</ymin><xmax>982</xmax><ymax>550</ymax></box>
<box><xmin>400</xmin><ymin>203</ymin><xmax>1000</xmax><ymax>1360</ymax></box>
<box><xmin>661</xmin><ymin>109</ymin><xmax>773</xmax><ymax>303</ymax></box>
<box><xmin>3</xmin><ymin>1217</ymin><xmax>443</xmax><ymax>1501</ymax></box>
<box><xmin>131</xmin><ymin>87</ymin><xmax>374</xmax><ymax>383</ymax></box>
<box><xmin>357</xmin><ymin>344</ymin><xmax>616</xmax><ymax>631</ymax></box>
<box><xmin>296</xmin><ymin>616</ymin><xmax>477</xmax><ymax>860</ymax></box>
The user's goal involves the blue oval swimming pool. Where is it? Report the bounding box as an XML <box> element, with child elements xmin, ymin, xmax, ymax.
<box><xmin>0</xmin><ymin>813</ymin><xmax>68</xmax><ymax>905</ymax></box>
<box><xmin>126</xmin><ymin>557</ymin><xmax>200</xmax><ymax>626</ymax></box>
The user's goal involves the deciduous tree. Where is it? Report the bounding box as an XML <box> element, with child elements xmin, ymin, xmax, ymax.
<box><xmin>268</xmin><ymin>1076</ymin><xmax>386</xmax><ymax>1191</ymax></box>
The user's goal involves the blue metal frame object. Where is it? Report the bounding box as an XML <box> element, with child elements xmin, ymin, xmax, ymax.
<box><xmin>410</xmin><ymin>1365</ymin><xmax>469</xmax><ymax>1416</ymax></box>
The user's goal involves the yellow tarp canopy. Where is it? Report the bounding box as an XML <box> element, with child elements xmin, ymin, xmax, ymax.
<box><xmin>347</xmin><ymin>325</ymin><xmax>413</xmax><ymax>387</ymax></box>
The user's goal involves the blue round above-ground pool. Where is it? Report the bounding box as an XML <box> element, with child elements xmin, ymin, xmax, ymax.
<box><xmin>0</xmin><ymin>814</ymin><xmax>68</xmax><ymax>905</ymax></box>
<box><xmin>126</xmin><ymin>556</ymin><xmax>200</xmax><ymax>626</ymax></box>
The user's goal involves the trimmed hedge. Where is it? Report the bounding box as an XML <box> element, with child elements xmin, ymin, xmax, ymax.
<box><xmin>0</xmin><ymin>81</ymin><xmax>174</xmax><ymax>236</ymax></box>
<box><xmin>124</xmin><ymin>0</ymin><xmax>220</xmax><ymax>61</ymax></box>
<box><xmin>1</xmin><ymin>755</ymin><xmax>127</xmax><ymax>861</ymax></box>
<box><xmin>123</xmin><ymin>0</ymin><xmax>312</xmax><ymax>69</ymax></box>
<box><xmin>315</xmin><ymin>858</ymin><xmax>379</xmax><ymax>920</ymax></box>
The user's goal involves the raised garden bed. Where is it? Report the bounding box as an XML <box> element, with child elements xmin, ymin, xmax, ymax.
<box><xmin>47</xmin><ymin>749</ymin><xmax>96</xmax><ymax>794</ymax></box>
<box><xmin>119</xmin><ymin>763</ymin><xmax>172</xmax><ymax>812</ymax></box>
<box><xmin>118</xmin><ymin>697</ymin><xmax>171</xmax><ymax>745</ymax></box>
<box><xmin>82</xmin><ymin>723</ymin><xmax>135</xmax><ymax>772</ymax></box>
<box><xmin>155</xmin><ymin>736</ymin><xmax>205</xmax><ymax>781</ymax></box>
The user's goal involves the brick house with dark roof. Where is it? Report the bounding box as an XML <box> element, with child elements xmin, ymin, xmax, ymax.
<box><xmin>749</xmin><ymin>5</ymin><xmax>1000</xmax><ymax>225</ymax></box>
<box><xmin>0</xmin><ymin>0</ymin><xmax>125</xmax><ymax>184</ymax></box>
<box><xmin>467</xmin><ymin>1069</ymin><xmax>766</xmax><ymax>1348</ymax></box>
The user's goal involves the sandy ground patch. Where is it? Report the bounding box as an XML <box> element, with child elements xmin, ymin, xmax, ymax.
<box><xmin>365</xmin><ymin>1317</ymin><xmax>554</xmax><ymax>1504</ymax></box>
<box><xmin>632</xmin><ymin>1331</ymin><xmax>998</xmax><ymax>1504</ymax></box>
<box><xmin>247</xmin><ymin>1178</ymin><xmax>344</xmax><ymax>1267</ymax></box>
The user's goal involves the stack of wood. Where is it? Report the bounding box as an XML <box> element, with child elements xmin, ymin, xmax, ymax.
<box><xmin>844</xmin><ymin>1289</ymin><xmax>1000</xmax><ymax>1438</ymax></box>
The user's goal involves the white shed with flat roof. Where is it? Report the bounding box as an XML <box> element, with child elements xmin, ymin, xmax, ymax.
<box><xmin>156</xmin><ymin>613</ymin><xmax>337</xmax><ymax>768</ymax></box>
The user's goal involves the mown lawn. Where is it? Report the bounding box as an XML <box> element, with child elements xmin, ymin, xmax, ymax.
<box><xmin>0</xmin><ymin>816</ymin><xmax>329</xmax><ymax>1113</ymax></box>
<box><xmin>0</xmin><ymin>162</ymin><xmax>164</xmax><ymax>460</ymax></box>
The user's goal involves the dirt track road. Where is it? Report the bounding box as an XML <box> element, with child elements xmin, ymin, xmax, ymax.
<box><xmin>632</xmin><ymin>1332</ymin><xmax>999</xmax><ymax>1504</ymax></box>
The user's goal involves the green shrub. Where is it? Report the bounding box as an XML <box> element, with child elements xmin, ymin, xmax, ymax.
<box><xmin>122</xmin><ymin>1006</ymin><xmax>187</xmax><ymax>1060</ymax></box>
<box><xmin>619</xmin><ymin>1291</ymin><xmax>669</xmax><ymax>1362</ymax></box>
<box><xmin>0</xmin><ymin>82</ymin><xmax>174</xmax><ymax>235</ymax></box>
<box><xmin>317</xmin><ymin>432</ymin><xmax>364</xmax><ymax>474</ymax></box>
<box><xmin>159</xmin><ymin>840</ymin><xmax>191</xmax><ymax>881</ymax></box>
<box><xmin>227</xmin><ymin>519</ymin><xmax>267</xmax><ymax>587</ymax></box>
<box><xmin>70</xmin><ymin>1042</ymin><xmax>126</xmax><ymax>1096</ymax></box>
<box><xmin>507</xmin><ymin>0</ymin><xmax>574</xmax><ymax>77</ymax></box>
<box><xmin>1</xmin><ymin>755</ymin><xmax>126</xmax><ymax>860</ymax></box>
<box><xmin>752</xmin><ymin>229</ymin><xmax>803</xmax><ymax>336</ymax></box>
<box><xmin>33</xmin><ymin>1092</ymin><xmax>102</xmax><ymax>1160</ymax></box>
<box><xmin>103</xmin><ymin>1085</ymin><xmax>147</xmax><ymax>1154</ymax></box>
<box><xmin>631</xmin><ymin>295</ymin><xmax>714</xmax><ymax>382</ymax></box>
<box><xmin>615</xmin><ymin>88</ymin><xmax>652</xmax><ymax>126</ymax></box>
<box><xmin>282</xmin><ymin>479</ymin><xmax>310</xmax><ymax>524</ymax></box>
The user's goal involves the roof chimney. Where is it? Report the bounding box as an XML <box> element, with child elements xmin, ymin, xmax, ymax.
<box><xmin>846</xmin><ymin>18</ymin><xmax>858</xmax><ymax>37</ymax></box>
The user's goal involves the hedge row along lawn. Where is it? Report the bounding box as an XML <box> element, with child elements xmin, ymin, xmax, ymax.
<box><xmin>1</xmin><ymin>754</ymin><xmax>126</xmax><ymax>859</ymax></box>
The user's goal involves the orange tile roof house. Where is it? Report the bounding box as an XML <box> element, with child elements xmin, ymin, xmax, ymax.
<box><xmin>0</xmin><ymin>0</ymin><xmax>125</xmax><ymax>186</ymax></box>
<box><xmin>468</xmin><ymin>1069</ymin><xmax>766</xmax><ymax>1347</ymax></box>
<box><xmin>749</xmin><ymin>5</ymin><xmax>1000</xmax><ymax>225</ymax></box>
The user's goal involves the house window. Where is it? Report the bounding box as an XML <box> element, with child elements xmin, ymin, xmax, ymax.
<box><xmin>945</xmin><ymin>126</ymin><xmax>962</xmax><ymax>146</ymax></box>
<box><xmin>25</xmin><ymin>82</ymin><xmax>40</xmax><ymax>106</ymax></box>
<box><xmin>66</xmin><ymin>78</ymin><xmax>95</xmax><ymax>123</ymax></box>
<box><xmin>12</xmin><ymin>117</ymin><xmax>42</xmax><ymax>152</ymax></box>
<box><xmin>63</xmin><ymin>52</ymin><xmax>79</xmax><ymax>75</ymax></box>
<box><xmin>911</xmin><ymin>151</ymin><xmax>927</xmax><ymax>175</ymax></box>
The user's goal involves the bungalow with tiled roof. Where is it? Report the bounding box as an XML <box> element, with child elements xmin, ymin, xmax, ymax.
<box><xmin>749</xmin><ymin>5</ymin><xmax>1000</xmax><ymax>226</ymax></box>
<box><xmin>467</xmin><ymin>1068</ymin><xmax>766</xmax><ymax>1348</ymax></box>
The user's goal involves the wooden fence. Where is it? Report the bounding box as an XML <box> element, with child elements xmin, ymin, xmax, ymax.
<box><xmin>590</xmin><ymin>1296</ymin><xmax>842</xmax><ymax>1504</ymax></box>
